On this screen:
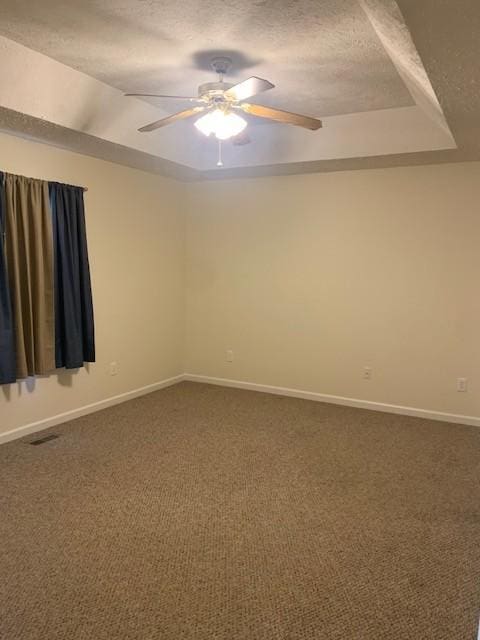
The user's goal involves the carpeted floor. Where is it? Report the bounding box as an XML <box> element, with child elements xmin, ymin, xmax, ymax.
<box><xmin>0</xmin><ymin>382</ymin><xmax>479</xmax><ymax>639</ymax></box>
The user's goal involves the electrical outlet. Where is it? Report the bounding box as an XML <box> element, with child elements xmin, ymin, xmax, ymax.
<box><xmin>109</xmin><ymin>361</ymin><xmax>119</xmax><ymax>376</ymax></box>
<box><xmin>363</xmin><ymin>366</ymin><xmax>372</xmax><ymax>380</ymax></box>
<box><xmin>226</xmin><ymin>350</ymin><xmax>234</xmax><ymax>363</ymax></box>
<box><xmin>457</xmin><ymin>377</ymin><xmax>468</xmax><ymax>392</ymax></box>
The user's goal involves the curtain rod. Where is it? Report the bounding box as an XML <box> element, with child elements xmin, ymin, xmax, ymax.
<box><xmin>1</xmin><ymin>170</ymin><xmax>88</xmax><ymax>192</ymax></box>
<box><xmin>49</xmin><ymin>180</ymin><xmax>88</xmax><ymax>192</ymax></box>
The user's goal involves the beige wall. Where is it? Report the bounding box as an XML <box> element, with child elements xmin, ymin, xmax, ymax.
<box><xmin>185</xmin><ymin>163</ymin><xmax>480</xmax><ymax>418</ymax></box>
<box><xmin>0</xmin><ymin>132</ymin><xmax>185</xmax><ymax>435</ymax></box>
<box><xmin>1</xmin><ymin>133</ymin><xmax>479</xmax><ymax>435</ymax></box>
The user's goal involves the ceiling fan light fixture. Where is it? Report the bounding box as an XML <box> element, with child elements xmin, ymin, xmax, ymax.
<box><xmin>194</xmin><ymin>109</ymin><xmax>247</xmax><ymax>140</ymax></box>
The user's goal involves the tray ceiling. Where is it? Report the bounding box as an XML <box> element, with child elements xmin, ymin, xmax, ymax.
<box><xmin>0</xmin><ymin>0</ymin><xmax>476</xmax><ymax>180</ymax></box>
<box><xmin>0</xmin><ymin>0</ymin><xmax>417</xmax><ymax>117</ymax></box>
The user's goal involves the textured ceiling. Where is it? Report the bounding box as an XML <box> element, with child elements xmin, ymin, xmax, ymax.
<box><xmin>0</xmin><ymin>0</ymin><xmax>415</xmax><ymax>117</ymax></box>
<box><xmin>0</xmin><ymin>0</ymin><xmax>477</xmax><ymax>179</ymax></box>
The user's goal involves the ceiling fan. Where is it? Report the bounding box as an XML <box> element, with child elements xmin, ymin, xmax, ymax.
<box><xmin>126</xmin><ymin>57</ymin><xmax>323</xmax><ymax>147</ymax></box>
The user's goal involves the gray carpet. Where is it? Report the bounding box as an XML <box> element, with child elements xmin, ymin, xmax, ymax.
<box><xmin>0</xmin><ymin>381</ymin><xmax>479</xmax><ymax>639</ymax></box>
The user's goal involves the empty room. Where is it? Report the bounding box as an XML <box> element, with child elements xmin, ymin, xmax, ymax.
<box><xmin>0</xmin><ymin>1</ymin><xmax>479</xmax><ymax>638</ymax></box>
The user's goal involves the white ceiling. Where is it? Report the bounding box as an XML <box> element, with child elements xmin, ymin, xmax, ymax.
<box><xmin>0</xmin><ymin>0</ymin><xmax>467</xmax><ymax>179</ymax></box>
<box><xmin>0</xmin><ymin>0</ymin><xmax>415</xmax><ymax>116</ymax></box>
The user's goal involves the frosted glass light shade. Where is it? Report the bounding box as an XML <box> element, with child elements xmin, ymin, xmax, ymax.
<box><xmin>195</xmin><ymin>109</ymin><xmax>247</xmax><ymax>140</ymax></box>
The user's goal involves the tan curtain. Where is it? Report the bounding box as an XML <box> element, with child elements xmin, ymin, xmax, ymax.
<box><xmin>4</xmin><ymin>174</ymin><xmax>55</xmax><ymax>378</ymax></box>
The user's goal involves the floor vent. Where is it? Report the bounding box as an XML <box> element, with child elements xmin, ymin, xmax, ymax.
<box><xmin>28</xmin><ymin>434</ymin><xmax>60</xmax><ymax>446</ymax></box>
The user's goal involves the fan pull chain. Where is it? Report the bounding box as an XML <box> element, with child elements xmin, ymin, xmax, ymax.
<box><xmin>217</xmin><ymin>139</ymin><xmax>223</xmax><ymax>167</ymax></box>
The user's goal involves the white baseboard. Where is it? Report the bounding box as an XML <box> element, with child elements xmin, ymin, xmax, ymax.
<box><xmin>184</xmin><ymin>374</ymin><xmax>480</xmax><ymax>428</ymax></box>
<box><xmin>0</xmin><ymin>374</ymin><xmax>185</xmax><ymax>445</ymax></box>
<box><xmin>3</xmin><ymin>372</ymin><xmax>478</xmax><ymax>446</ymax></box>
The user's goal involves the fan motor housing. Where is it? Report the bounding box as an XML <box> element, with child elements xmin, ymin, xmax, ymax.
<box><xmin>198</xmin><ymin>82</ymin><xmax>234</xmax><ymax>102</ymax></box>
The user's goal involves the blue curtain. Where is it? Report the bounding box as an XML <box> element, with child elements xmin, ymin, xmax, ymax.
<box><xmin>0</xmin><ymin>173</ymin><xmax>16</xmax><ymax>384</ymax></box>
<box><xmin>49</xmin><ymin>183</ymin><xmax>95</xmax><ymax>369</ymax></box>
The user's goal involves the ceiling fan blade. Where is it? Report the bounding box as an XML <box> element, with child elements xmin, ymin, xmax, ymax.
<box><xmin>138</xmin><ymin>106</ymin><xmax>206</xmax><ymax>132</ymax></box>
<box><xmin>225</xmin><ymin>77</ymin><xmax>274</xmax><ymax>101</ymax></box>
<box><xmin>126</xmin><ymin>93</ymin><xmax>200</xmax><ymax>101</ymax></box>
<box><xmin>240</xmin><ymin>103</ymin><xmax>322</xmax><ymax>130</ymax></box>
<box><xmin>232</xmin><ymin>131</ymin><xmax>251</xmax><ymax>146</ymax></box>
